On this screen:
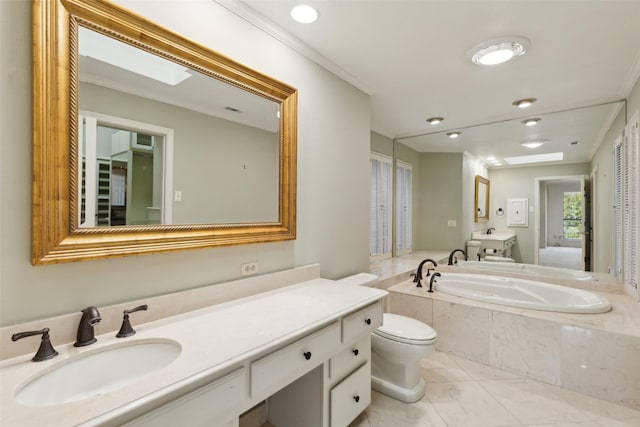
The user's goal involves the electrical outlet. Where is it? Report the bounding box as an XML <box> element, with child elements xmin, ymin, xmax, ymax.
<box><xmin>447</xmin><ymin>220</ymin><xmax>457</xmax><ymax>227</ymax></box>
<box><xmin>241</xmin><ymin>261</ymin><xmax>258</xmax><ymax>277</ymax></box>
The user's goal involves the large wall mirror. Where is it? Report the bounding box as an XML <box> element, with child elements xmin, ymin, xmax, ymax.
<box><xmin>474</xmin><ymin>175</ymin><xmax>490</xmax><ymax>223</ymax></box>
<box><xmin>32</xmin><ymin>0</ymin><xmax>297</xmax><ymax>264</ymax></box>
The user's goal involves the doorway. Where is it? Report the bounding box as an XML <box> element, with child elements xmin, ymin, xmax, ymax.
<box><xmin>534</xmin><ymin>175</ymin><xmax>591</xmax><ymax>271</ymax></box>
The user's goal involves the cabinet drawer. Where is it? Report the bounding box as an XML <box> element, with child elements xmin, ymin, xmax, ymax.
<box><xmin>125</xmin><ymin>368</ymin><xmax>246</xmax><ymax>427</ymax></box>
<box><xmin>330</xmin><ymin>361</ymin><xmax>371</xmax><ymax>427</ymax></box>
<box><xmin>251</xmin><ymin>321</ymin><xmax>340</xmax><ymax>398</ymax></box>
<box><xmin>342</xmin><ymin>302</ymin><xmax>382</xmax><ymax>344</ymax></box>
<box><xmin>330</xmin><ymin>335</ymin><xmax>370</xmax><ymax>383</ymax></box>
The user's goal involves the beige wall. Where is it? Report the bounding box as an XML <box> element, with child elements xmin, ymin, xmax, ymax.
<box><xmin>416</xmin><ymin>153</ymin><xmax>464</xmax><ymax>250</ymax></box>
<box><xmin>489</xmin><ymin>163</ymin><xmax>591</xmax><ymax>264</ymax></box>
<box><xmin>0</xmin><ymin>0</ymin><xmax>371</xmax><ymax>325</ymax></box>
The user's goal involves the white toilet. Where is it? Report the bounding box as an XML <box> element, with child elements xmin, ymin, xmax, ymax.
<box><xmin>338</xmin><ymin>273</ymin><xmax>437</xmax><ymax>403</ymax></box>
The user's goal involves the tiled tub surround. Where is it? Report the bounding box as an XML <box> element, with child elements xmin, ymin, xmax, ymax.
<box><xmin>0</xmin><ymin>268</ymin><xmax>387</xmax><ymax>426</ymax></box>
<box><xmin>387</xmin><ymin>278</ymin><xmax>640</xmax><ymax>410</ymax></box>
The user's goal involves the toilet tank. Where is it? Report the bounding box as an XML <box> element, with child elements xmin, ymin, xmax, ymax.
<box><xmin>337</xmin><ymin>273</ymin><xmax>379</xmax><ymax>287</ymax></box>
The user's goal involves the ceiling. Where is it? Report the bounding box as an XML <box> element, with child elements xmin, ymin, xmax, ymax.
<box><xmin>227</xmin><ymin>0</ymin><xmax>640</xmax><ymax>167</ymax></box>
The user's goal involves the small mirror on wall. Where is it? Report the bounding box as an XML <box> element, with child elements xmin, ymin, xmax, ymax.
<box><xmin>475</xmin><ymin>175</ymin><xmax>490</xmax><ymax>223</ymax></box>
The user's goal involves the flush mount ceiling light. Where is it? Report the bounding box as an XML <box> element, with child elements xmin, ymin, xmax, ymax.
<box><xmin>513</xmin><ymin>98</ymin><xmax>537</xmax><ymax>109</ymax></box>
<box><xmin>468</xmin><ymin>36</ymin><xmax>529</xmax><ymax>66</ymax></box>
<box><xmin>521</xmin><ymin>118</ymin><xmax>541</xmax><ymax>126</ymax></box>
<box><xmin>426</xmin><ymin>117</ymin><xmax>444</xmax><ymax>125</ymax></box>
<box><xmin>520</xmin><ymin>139</ymin><xmax>548</xmax><ymax>149</ymax></box>
<box><xmin>291</xmin><ymin>4</ymin><xmax>318</xmax><ymax>23</ymax></box>
<box><xmin>447</xmin><ymin>131</ymin><xmax>462</xmax><ymax>139</ymax></box>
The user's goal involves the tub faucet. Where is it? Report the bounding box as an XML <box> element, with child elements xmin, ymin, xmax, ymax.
<box><xmin>486</xmin><ymin>227</ymin><xmax>496</xmax><ymax>235</ymax></box>
<box><xmin>428</xmin><ymin>272</ymin><xmax>441</xmax><ymax>293</ymax></box>
<box><xmin>74</xmin><ymin>306</ymin><xmax>102</xmax><ymax>347</ymax></box>
<box><xmin>447</xmin><ymin>249</ymin><xmax>467</xmax><ymax>265</ymax></box>
<box><xmin>412</xmin><ymin>258</ymin><xmax>438</xmax><ymax>287</ymax></box>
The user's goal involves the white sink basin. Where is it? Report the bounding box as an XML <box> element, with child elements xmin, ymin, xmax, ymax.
<box><xmin>15</xmin><ymin>339</ymin><xmax>181</xmax><ymax>406</ymax></box>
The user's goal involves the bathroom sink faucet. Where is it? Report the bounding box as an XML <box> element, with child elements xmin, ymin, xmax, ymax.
<box><xmin>74</xmin><ymin>306</ymin><xmax>102</xmax><ymax>347</ymax></box>
<box><xmin>486</xmin><ymin>227</ymin><xmax>495</xmax><ymax>235</ymax></box>
<box><xmin>412</xmin><ymin>258</ymin><xmax>438</xmax><ymax>287</ymax></box>
<box><xmin>428</xmin><ymin>272</ymin><xmax>441</xmax><ymax>293</ymax></box>
<box><xmin>447</xmin><ymin>249</ymin><xmax>467</xmax><ymax>265</ymax></box>
<box><xmin>11</xmin><ymin>328</ymin><xmax>58</xmax><ymax>362</ymax></box>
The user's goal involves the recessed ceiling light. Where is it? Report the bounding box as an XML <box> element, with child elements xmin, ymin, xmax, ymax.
<box><xmin>521</xmin><ymin>118</ymin><xmax>541</xmax><ymax>126</ymax></box>
<box><xmin>447</xmin><ymin>131</ymin><xmax>461</xmax><ymax>139</ymax></box>
<box><xmin>468</xmin><ymin>37</ymin><xmax>529</xmax><ymax>66</ymax></box>
<box><xmin>291</xmin><ymin>5</ymin><xmax>318</xmax><ymax>24</ymax></box>
<box><xmin>512</xmin><ymin>98</ymin><xmax>537</xmax><ymax>108</ymax></box>
<box><xmin>504</xmin><ymin>152</ymin><xmax>563</xmax><ymax>165</ymax></box>
<box><xmin>426</xmin><ymin>117</ymin><xmax>444</xmax><ymax>125</ymax></box>
<box><xmin>521</xmin><ymin>139</ymin><xmax>548</xmax><ymax>149</ymax></box>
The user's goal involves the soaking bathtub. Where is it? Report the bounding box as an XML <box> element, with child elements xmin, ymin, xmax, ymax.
<box><xmin>434</xmin><ymin>273</ymin><xmax>611</xmax><ymax>314</ymax></box>
<box><xmin>456</xmin><ymin>260</ymin><xmax>593</xmax><ymax>281</ymax></box>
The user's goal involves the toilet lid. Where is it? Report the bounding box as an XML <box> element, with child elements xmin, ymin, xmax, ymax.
<box><xmin>375</xmin><ymin>313</ymin><xmax>437</xmax><ymax>345</ymax></box>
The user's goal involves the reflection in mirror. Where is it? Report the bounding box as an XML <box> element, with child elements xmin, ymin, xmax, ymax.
<box><xmin>475</xmin><ymin>175</ymin><xmax>489</xmax><ymax>223</ymax></box>
<box><xmin>78</xmin><ymin>26</ymin><xmax>280</xmax><ymax>226</ymax></box>
<box><xmin>32</xmin><ymin>0</ymin><xmax>297</xmax><ymax>264</ymax></box>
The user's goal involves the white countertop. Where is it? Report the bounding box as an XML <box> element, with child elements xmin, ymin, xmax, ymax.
<box><xmin>0</xmin><ymin>279</ymin><xmax>387</xmax><ymax>427</ymax></box>
<box><xmin>471</xmin><ymin>231</ymin><xmax>516</xmax><ymax>241</ymax></box>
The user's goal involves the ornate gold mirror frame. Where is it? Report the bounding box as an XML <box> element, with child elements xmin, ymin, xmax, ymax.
<box><xmin>32</xmin><ymin>0</ymin><xmax>297</xmax><ymax>265</ymax></box>
<box><xmin>474</xmin><ymin>175</ymin><xmax>490</xmax><ymax>223</ymax></box>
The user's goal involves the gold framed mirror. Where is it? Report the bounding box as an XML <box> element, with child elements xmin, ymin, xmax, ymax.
<box><xmin>32</xmin><ymin>0</ymin><xmax>297</xmax><ymax>265</ymax></box>
<box><xmin>474</xmin><ymin>175</ymin><xmax>490</xmax><ymax>223</ymax></box>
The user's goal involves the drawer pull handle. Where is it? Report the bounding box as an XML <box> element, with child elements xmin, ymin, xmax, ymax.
<box><xmin>364</xmin><ymin>318</ymin><xmax>371</xmax><ymax>325</ymax></box>
<box><xmin>303</xmin><ymin>351</ymin><xmax>312</xmax><ymax>360</ymax></box>
<box><xmin>352</xmin><ymin>349</ymin><xmax>359</xmax><ymax>356</ymax></box>
<box><xmin>353</xmin><ymin>395</ymin><xmax>360</xmax><ymax>403</ymax></box>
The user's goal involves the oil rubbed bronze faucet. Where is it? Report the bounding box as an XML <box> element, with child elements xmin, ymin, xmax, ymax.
<box><xmin>447</xmin><ymin>249</ymin><xmax>467</xmax><ymax>265</ymax></box>
<box><xmin>412</xmin><ymin>259</ymin><xmax>438</xmax><ymax>287</ymax></box>
<box><xmin>74</xmin><ymin>306</ymin><xmax>102</xmax><ymax>347</ymax></box>
<box><xmin>428</xmin><ymin>272</ymin><xmax>441</xmax><ymax>293</ymax></box>
<box><xmin>116</xmin><ymin>304</ymin><xmax>148</xmax><ymax>338</ymax></box>
<box><xmin>11</xmin><ymin>328</ymin><xmax>58</xmax><ymax>362</ymax></box>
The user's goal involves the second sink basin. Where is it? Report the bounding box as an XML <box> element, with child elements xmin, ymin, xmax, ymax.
<box><xmin>16</xmin><ymin>339</ymin><xmax>181</xmax><ymax>406</ymax></box>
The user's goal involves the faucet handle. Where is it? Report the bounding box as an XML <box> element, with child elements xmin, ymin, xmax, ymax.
<box><xmin>116</xmin><ymin>304</ymin><xmax>148</xmax><ymax>338</ymax></box>
<box><xmin>11</xmin><ymin>328</ymin><xmax>58</xmax><ymax>362</ymax></box>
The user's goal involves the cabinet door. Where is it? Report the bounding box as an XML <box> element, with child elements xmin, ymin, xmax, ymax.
<box><xmin>330</xmin><ymin>361</ymin><xmax>371</xmax><ymax>427</ymax></box>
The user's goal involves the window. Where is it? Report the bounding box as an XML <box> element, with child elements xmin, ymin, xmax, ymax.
<box><xmin>370</xmin><ymin>152</ymin><xmax>392</xmax><ymax>262</ymax></box>
<box><xmin>396</xmin><ymin>160</ymin><xmax>412</xmax><ymax>255</ymax></box>
<box><xmin>562</xmin><ymin>191</ymin><xmax>582</xmax><ymax>240</ymax></box>
<box><xmin>614</xmin><ymin>111</ymin><xmax>640</xmax><ymax>288</ymax></box>
<box><xmin>614</xmin><ymin>139</ymin><xmax>623</xmax><ymax>278</ymax></box>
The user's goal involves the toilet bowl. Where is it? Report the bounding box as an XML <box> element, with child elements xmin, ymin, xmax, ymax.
<box><xmin>338</xmin><ymin>273</ymin><xmax>437</xmax><ymax>403</ymax></box>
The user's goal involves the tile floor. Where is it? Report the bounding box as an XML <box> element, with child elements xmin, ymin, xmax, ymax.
<box><xmin>346</xmin><ymin>351</ymin><xmax>640</xmax><ymax>427</ymax></box>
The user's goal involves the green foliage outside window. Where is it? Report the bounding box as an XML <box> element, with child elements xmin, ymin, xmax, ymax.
<box><xmin>563</xmin><ymin>192</ymin><xmax>582</xmax><ymax>239</ymax></box>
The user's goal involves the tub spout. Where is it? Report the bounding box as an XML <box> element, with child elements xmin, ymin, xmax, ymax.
<box><xmin>448</xmin><ymin>249</ymin><xmax>467</xmax><ymax>265</ymax></box>
<box><xmin>413</xmin><ymin>258</ymin><xmax>438</xmax><ymax>287</ymax></box>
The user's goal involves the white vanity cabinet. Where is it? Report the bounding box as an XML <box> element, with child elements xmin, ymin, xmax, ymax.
<box><xmin>266</xmin><ymin>302</ymin><xmax>382</xmax><ymax>427</ymax></box>
<box><xmin>484</xmin><ymin>235</ymin><xmax>516</xmax><ymax>258</ymax></box>
<box><xmin>472</xmin><ymin>232</ymin><xmax>517</xmax><ymax>258</ymax></box>
<box><xmin>117</xmin><ymin>282</ymin><xmax>386</xmax><ymax>427</ymax></box>
<box><xmin>124</xmin><ymin>368</ymin><xmax>247</xmax><ymax>427</ymax></box>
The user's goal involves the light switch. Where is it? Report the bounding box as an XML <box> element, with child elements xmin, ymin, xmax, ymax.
<box><xmin>447</xmin><ymin>220</ymin><xmax>456</xmax><ymax>227</ymax></box>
